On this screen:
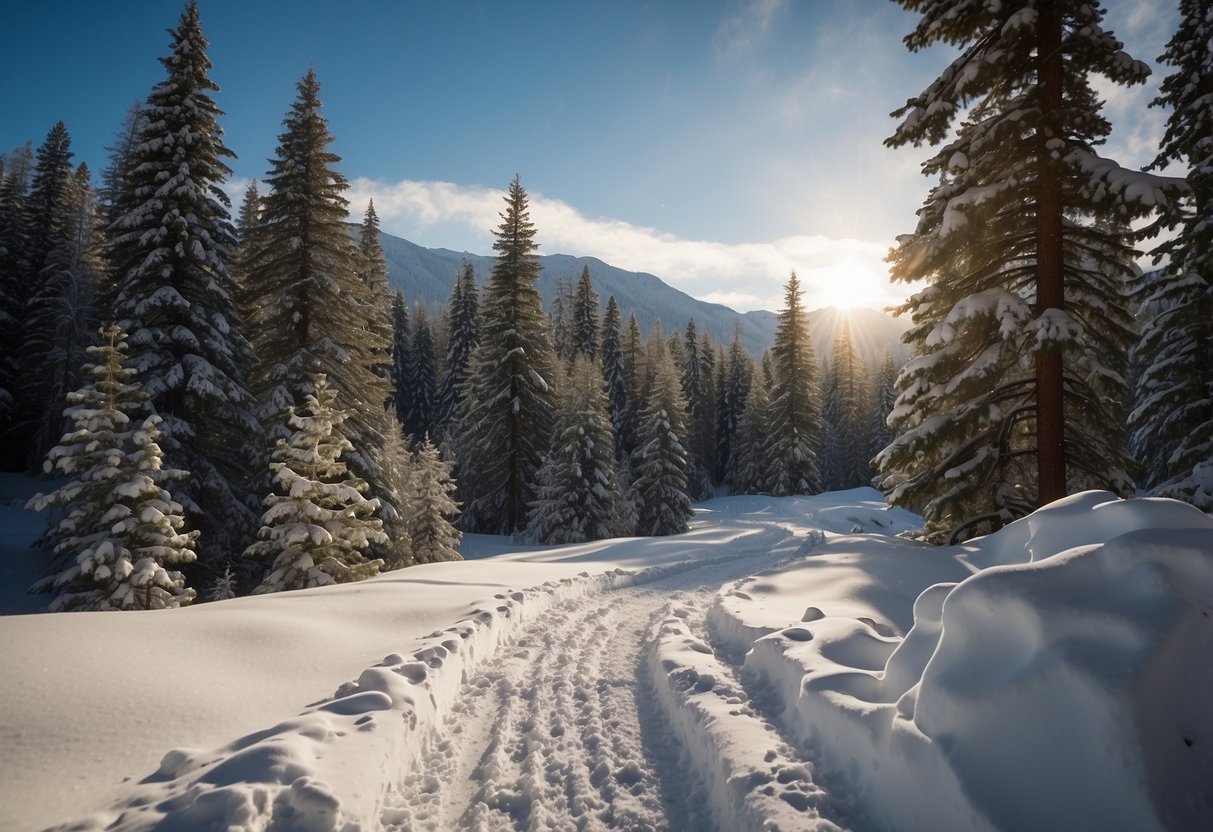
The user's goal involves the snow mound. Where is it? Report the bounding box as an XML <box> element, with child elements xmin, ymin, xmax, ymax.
<box><xmin>714</xmin><ymin>492</ymin><xmax>1213</xmax><ymax>832</ymax></box>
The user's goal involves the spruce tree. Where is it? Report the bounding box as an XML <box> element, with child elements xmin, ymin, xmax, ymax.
<box><xmin>822</xmin><ymin>321</ymin><xmax>870</xmax><ymax>490</ymax></box>
<box><xmin>731</xmin><ymin>366</ymin><xmax>772</xmax><ymax>494</ymax></box>
<box><xmin>457</xmin><ymin>176</ymin><xmax>558</xmax><ymax>535</ymax></box>
<box><xmin>373</xmin><ymin>421</ymin><xmax>415</xmax><ymax>570</ymax></box>
<box><xmin>1129</xmin><ymin>0</ymin><xmax>1213</xmax><ymax>510</ymax></box>
<box><xmin>407</xmin><ymin>437</ymin><xmax>462</xmax><ymax>563</ymax></box>
<box><xmin>766</xmin><ymin>272</ymin><xmax>822</xmax><ymax>495</ymax></box>
<box><xmin>108</xmin><ymin>2</ymin><xmax>261</xmax><ymax>560</ymax></box>
<box><xmin>390</xmin><ymin>290</ymin><xmax>410</xmax><ymax>427</ymax></box>
<box><xmin>715</xmin><ymin>324</ymin><xmax>749</xmax><ymax>485</ymax></box>
<box><xmin>97</xmin><ymin>102</ymin><xmax>147</xmax><ymax>315</ymax></box>
<box><xmin>28</xmin><ymin>325</ymin><xmax>197</xmax><ymax>611</ymax></box>
<box><xmin>249</xmin><ymin>69</ymin><xmax>397</xmax><ymax>545</ymax></box>
<box><xmin>868</xmin><ymin>351</ymin><xmax>899</xmax><ymax>480</ymax></box>
<box><xmin>403</xmin><ymin>304</ymin><xmax>437</xmax><ymax>440</ymax></box>
<box><xmin>435</xmin><ymin>262</ymin><xmax>479</xmax><ymax>436</ymax></box>
<box><xmin>355</xmin><ymin>200</ymin><xmax>396</xmax><ymax>409</ymax></box>
<box><xmin>571</xmin><ymin>264</ymin><xmax>600</xmax><ymax>359</ymax></box>
<box><xmin>5</xmin><ymin>123</ymin><xmax>76</xmax><ymax>470</ymax></box>
<box><xmin>600</xmin><ymin>295</ymin><xmax>632</xmax><ymax>461</ymax></box>
<box><xmin>879</xmin><ymin>0</ymin><xmax>1180</xmax><ymax>540</ymax></box>
<box><xmin>247</xmin><ymin>374</ymin><xmax>386</xmax><ymax>592</ymax></box>
<box><xmin>680</xmin><ymin>319</ymin><xmax>715</xmax><ymax>499</ymax></box>
<box><xmin>529</xmin><ymin>355</ymin><xmax>622</xmax><ymax>543</ymax></box>
<box><xmin>632</xmin><ymin>334</ymin><xmax>692</xmax><ymax>536</ymax></box>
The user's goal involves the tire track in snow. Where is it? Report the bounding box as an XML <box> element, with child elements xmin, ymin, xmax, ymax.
<box><xmin>381</xmin><ymin>540</ymin><xmax>793</xmax><ymax>831</ymax></box>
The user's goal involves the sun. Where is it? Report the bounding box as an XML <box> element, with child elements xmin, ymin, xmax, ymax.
<box><xmin>814</xmin><ymin>257</ymin><xmax>889</xmax><ymax>311</ymax></box>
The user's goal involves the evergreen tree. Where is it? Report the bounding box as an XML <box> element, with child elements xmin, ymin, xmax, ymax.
<box><xmin>715</xmin><ymin>324</ymin><xmax>749</xmax><ymax>485</ymax></box>
<box><xmin>28</xmin><ymin>325</ymin><xmax>197</xmax><ymax>611</ymax></box>
<box><xmin>407</xmin><ymin>436</ymin><xmax>462</xmax><ymax>563</ymax></box>
<box><xmin>632</xmin><ymin>334</ymin><xmax>692</xmax><ymax>536</ymax></box>
<box><xmin>1129</xmin><ymin>0</ymin><xmax>1213</xmax><ymax>510</ymax></box>
<box><xmin>230</xmin><ymin>180</ymin><xmax>263</xmax><ymax>374</ymax></box>
<box><xmin>435</xmin><ymin>262</ymin><xmax>479</xmax><ymax>436</ymax></box>
<box><xmin>390</xmin><ymin>290</ymin><xmax>410</xmax><ymax>426</ymax></box>
<box><xmin>249</xmin><ymin>69</ymin><xmax>397</xmax><ymax>545</ymax></box>
<box><xmin>97</xmin><ymin>102</ymin><xmax>147</xmax><ymax>313</ymax></box>
<box><xmin>731</xmin><ymin>366</ymin><xmax>772</xmax><ymax>494</ymax></box>
<box><xmin>247</xmin><ymin>374</ymin><xmax>386</xmax><ymax>592</ymax></box>
<box><xmin>355</xmin><ymin>200</ymin><xmax>395</xmax><ymax>408</ymax></box>
<box><xmin>373</xmin><ymin>421</ymin><xmax>415</xmax><ymax>570</ymax></box>
<box><xmin>680</xmin><ymin>319</ymin><xmax>715</xmax><ymax>499</ymax></box>
<box><xmin>868</xmin><ymin>351</ymin><xmax>899</xmax><ymax>478</ymax></box>
<box><xmin>457</xmin><ymin>176</ymin><xmax>558</xmax><ymax>535</ymax></box>
<box><xmin>766</xmin><ymin>272</ymin><xmax>822</xmax><ymax>495</ymax></box>
<box><xmin>600</xmin><ymin>295</ymin><xmax>633</xmax><ymax>461</ymax></box>
<box><xmin>822</xmin><ymin>321</ymin><xmax>870</xmax><ymax>490</ymax></box>
<box><xmin>529</xmin><ymin>355</ymin><xmax>622</xmax><ymax>543</ymax></box>
<box><xmin>4</xmin><ymin>122</ymin><xmax>75</xmax><ymax>470</ymax></box>
<box><xmin>571</xmin><ymin>264</ymin><xmax>600</xmax><ymax>359</ymax></box>
<box><xmin>404</xmin><ymin>304</ymin><xmax>437</xmax><ymax>440</ymax></box>
<box><xmin>108</xmin><ymin>2</ymin><xmax>261</xmax><ymax>561</ymax></box>
<box><xmin>879</xmin><ymin>0</ymin><xmax>1179</xmax><ymax>540</ymax></box>
<box><xmin>549</xmin><ymin>276</ymin><xmax>575</xmax><ymax>360</ymax></box>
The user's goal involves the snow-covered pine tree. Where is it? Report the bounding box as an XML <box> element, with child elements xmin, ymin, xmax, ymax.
<box><xmin>623</xmin><ymin>312</ymin><xmax>646</xmax><ymax>416</ymax></box>
<box><xmin>715</xmin><ymin>324</ymin><xmax>749</xmax><ymax>485</ymax></box>
<box><xmin>28</xmin><ymin>325</ymin><xmax>198</xmax><ymax>611</ymax></box>
<box><xmin>247</xmin><ymin>374</ymin><xmax>386</xmax><ymax>592</ymax></box>
<box><xmin>404</xmin><ymin>304</ymin><xmax>437</xmax><ymax>441</ymax></box>
<box><xmin>456</xmin><ymin>176</ymin><xmax>558</xmax><ymax>535</ymax></box>
<box><xmin>549</xmin><ymin>276</ymin><xmax>575</xmax><ymax>361</ymax></box>
<box><xmin>699</xmin><ymin>331</ymin><xmax>718</xmax><ymax>483</ymax></box>
<box><xmin>731</xmin><ymin>362</ymin><xmax>772</xmax><ymax>494</ymax></box>
<box><xmin>390</xmin><ymin>290</ymin><xmax>410</xmax><ymax>427</ymax></box>
<box><xmin>879</xmin><ymin>0</ymin><xmax>1182</xmax><ymax>540</ymax></box>
<box><xmin>406</xmin><ymin>436</ymin><xmax>462</xmax><ymax>562</ymax></box>
<box><xmin>249</xmin><ymin>69</ymin><xmax>398</xmax><ymax>551</ymax></box>
<box><xmin>108</xmin><ymin>2</ymin><xmax>262</xmax><ymax>561</ymax></box>
<box><xmin>867</xmin><ymin>350</ymin><xmax>898</xmax><ymax>481</ymax></box>
<box><xmin>822</xmin><ymin>321</ymin><xmax>870</xmax><ymax>490</ymax></box>
<box><xmin>5</xmin><ymin>122</ymin><xmax>76</xmax><ymax>471</ymax></box>
<box><xmin>435</xmin><ymin>262</ymin><xmax>479</xmax><ymax>437</ymax></box>
<box><xmin>680</xmin><ymin>319</ymin><xmax>715</xmax><ymax>499</ymax></box>
<box><xmin>1129</xmin><ymin>0</ymin><xmax>1213</xmax><ymax>510</ymax></box>
<box><xmin>765</xmin><ymin>272</ymin><xmax>822</xmax><ymax>495</ymax></box>
<box><xmin>355</xmin><ymin>200</ymin><xmax>396</xmax><ymax>410</ymax></box>
<box><xmin>96</xmin><ymin>102</ymin><xmax>147</xmax><ymax>314</ymax></box>
<box><xmin>231</xmin><ymin>180</ymin><xmax>263</xmax><ymax>352</ymax></box>
<box><xmin>600</xmin><ymin>295</ymin><xmax>633</xmax><ymax>461</ymax></box>
<box><xmin>208</xmin><ymin>562</ymin><xmax>238</xmax><ymax>601</ymax></box>
<box><xmin>529</xmin><ymin>354</ymin><xmax>621</xmax><ymax>543</ymax></box>
<box><xmin>571</xmin><ymin>264</ymin><xmax>600</xmax><ymax>359</ymax></box>
<box><xmin>632</xmin><ymin>332</ymin><xmax>692</xmax><ymax>536</ymax></box>
<box><xmin>373</xmin><ymin>420</ymin><xmax>414</xmax><ymax>570</ymax></box>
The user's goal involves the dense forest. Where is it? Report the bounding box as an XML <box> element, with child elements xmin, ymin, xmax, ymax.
<box><xmin>1</xmin><ymin>0</ymin><xmax>1209</xmax><ymax>611</ymax></box>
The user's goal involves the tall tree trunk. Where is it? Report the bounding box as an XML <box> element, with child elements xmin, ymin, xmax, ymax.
<box><xmin>1035</xmin><ymin>1</ymin><xmax>1066</xmax><ymax>506</ymax></box>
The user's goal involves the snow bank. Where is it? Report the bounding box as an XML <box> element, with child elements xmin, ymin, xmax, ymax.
<box><xmin>712</xmin><ymin>491</ymin><xmax>1213</xmax><ymax>832</ymax></box>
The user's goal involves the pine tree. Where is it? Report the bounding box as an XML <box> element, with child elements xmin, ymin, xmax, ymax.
<box><xmin>879</xmin><ymin>0</ymin><xmax>1180</xmax><ymax>540</ymax></box>
<box><xmin>679</xmin><ymin>319</ymin><xmax>714</xmax><ymax>499</ymax></box>
<box><xmin>5</xmin><ymin>123</ymin><xmax>76</xmax><ymax>470</ymax></box>
<box><xmin>868</xmin><ymin>351</ymin><xmax>899</xmax><ymax>480</ymax></box>
<box><xmin>549</xmin><ymin>276</ymin><xmax>575</xmax><ymax>360</ymax></box>
<box><xmin>404</xmin><ymin>304</ymin><xmax>437</xmax><ymax>440</ymax></box>
<box><xmin>108</xmin><ymin>2</ymin><xmax>261</xmax><ymax>560</ymax></box>
<box><xmin>632</xmin><ymin>334</ymin><xmax>692</xmax><ymax>536</ymax></box>
<box><xmin>231</xmin><ymin>180</ymin><xmax>263</xmax><ymax>341</ymax></box>
<box><xmin>457</xmin><ymin>176</ymin><xmax>558</xmax><ymax>535</ymax></box>
<box><xmin>373</xmin><ymin>421</ymin><xmax>415</xmax><ymax>570</ymax></box>
<box><xmin>766</xmin><ymin>272</ymin><xmax>822</xmax><ymax>495</ymax></box>
<box><xmin>355</xmin><ymin>200</ymin><xmax>396</xmax><ymax>409</ymax></box>
<box><xmin>529</xmin><ymin>355</ymin><xmax>622</xmax><ymax>543</ymax></box>
<box><xmin>390</xmin><ymin>290</ymin><xmax>410</xmax><ymax>427</ymax></box>
<box><xmin>435</xmin><ymin>262</ymin><xmax>479</xmax><ymax>437</ymax></box>
<box><xmin>247</xmin><ymin>374</ymin><xmax>386</xmax><ymax>592</ymax></box>
<box><xmin>28</xmin><ymin>325</ymin><xmax>197</xmax><ymax>611</ymax></box>
<box><xmin>249</xmin><ymin>69</ymin><xmax>397</xmax><ymax>545</ymax></box>
<box><xmin>96</xmin><ymin>102</ymin><xmax>147</xmax><ymax>314</ymax></box>
<box><xmin>731</xmin><ymin>365</ymin><xmax>772</xmax><ymax>494</ymax></box>
<box><xmin>1129</xmin><ymin>0</ymin><xmax>1213</xmax><ymax>510</ymax></box>
<box><xmin>571</xmin><ymin>264</ymin><xmax>600</xmax><ymax>359</ymax></box>
<box><xmin>407</xmin><ymin>437</ymin><xmax>462</xmax><ymax>562</ymax></box>
<box><xmin>822</xmin><ymin>322</ymin><xmax>870</xmax><ymax>490</ymax></box>
<box><xmin>715</xmin><ymin>324</ymin><xmax>749</xmax><ymax>485</ymax></box>
<box><xmin>600</xmin><ymin>295</ymin><xmax>633</xmax><ymax>461</ymax></box>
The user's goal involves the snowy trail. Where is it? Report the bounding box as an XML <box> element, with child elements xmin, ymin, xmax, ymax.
<box><xmin>381</xmin><ymin>536</ymin><xmax>795</xmax><ymax>832</ymax></box>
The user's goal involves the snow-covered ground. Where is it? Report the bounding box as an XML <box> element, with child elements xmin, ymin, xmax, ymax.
<box><xmin>1</xmin><ymin>481</ymin><xmax>1209</xmax><ymax>831</ymax></box>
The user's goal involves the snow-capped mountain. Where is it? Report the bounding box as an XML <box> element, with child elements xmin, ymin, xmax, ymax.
<box><xmin>379</xmin><ymin>230</ymin><xmax>908</xmax><ymax>364</ymax></box>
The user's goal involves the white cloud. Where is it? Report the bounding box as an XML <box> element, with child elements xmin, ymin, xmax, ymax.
<box><xmin>344</xmin><ymin>177</ymin><xmax>907</xmax><ymax>313</ymax></box>
<box><xmin>713</xmin><ymin>0</ymin><xmax>786</xmax><ymax>56</ymax></box>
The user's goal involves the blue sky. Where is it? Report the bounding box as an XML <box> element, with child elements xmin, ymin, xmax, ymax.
<box><xmin>0</xmin><ymin>1</ymin><xmax>1175</xmax><ymax>312</ymax></box>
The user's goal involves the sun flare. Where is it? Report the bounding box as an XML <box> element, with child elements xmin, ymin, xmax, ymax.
<box><xmin>812</xmin><ymin>257</ymin><xmax>890</xmax><ymax>311</ymax></box>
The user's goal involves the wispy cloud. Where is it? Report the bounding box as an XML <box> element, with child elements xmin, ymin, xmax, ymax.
<box><xmin>713</xmin><ymin>0</ymin><xmax>786</xmax><ymax>56</ymax></box>
<box><xmin>342</xmin><ymin>178</ymin><xmax>905</xmax><ymax>313</ymax></box>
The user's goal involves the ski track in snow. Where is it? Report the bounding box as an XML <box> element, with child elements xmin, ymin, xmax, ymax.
<box><xmin>381</xmin><ymin>541</ymin><xmax>793</xmax><ymax>832</ymax></box>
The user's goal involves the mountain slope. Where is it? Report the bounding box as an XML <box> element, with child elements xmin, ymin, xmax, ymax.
<box><xmin>379</xmin><ymin>230</ymin><xmax>908</xmax><ymax>364</ymax></box>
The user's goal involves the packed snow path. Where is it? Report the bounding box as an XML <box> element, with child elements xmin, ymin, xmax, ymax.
<box><xmin>381</xmin><ymin>534</ymin><xmax>808</xmax><ymax>831</ymax></box>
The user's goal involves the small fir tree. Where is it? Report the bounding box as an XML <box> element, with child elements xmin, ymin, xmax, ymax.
<box><xmin>765</xmin><ymin>272</ymin><xmax>822</xmax><ymax>495</ymax></box>
<box><xmin>632</xmin><ymin>335</ymin><xmax>692</xmax><ymax>536</ymax></box>
<box><xmin>435</xmin><ymin>262</ymin><xmax>479</xmax><ymax>436</ymax></box>
<box><xmin>247</xmin><ymin>374</ymin><xmax>386</xmax><ymax>592</ymax></box>
<box><xmin>407</xmin><ymin>436</ymin><xmax>462</xmax><ymax>563</ymax></box>
<box><xmin>600</xmin><ymin>295</ymin><xmax>633</xmax><ymax>461</ymax></box>
<box><xmin>571</xmin><ymin>264</ymin><xmax>600</xmax><ymax>359</ymax></box>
